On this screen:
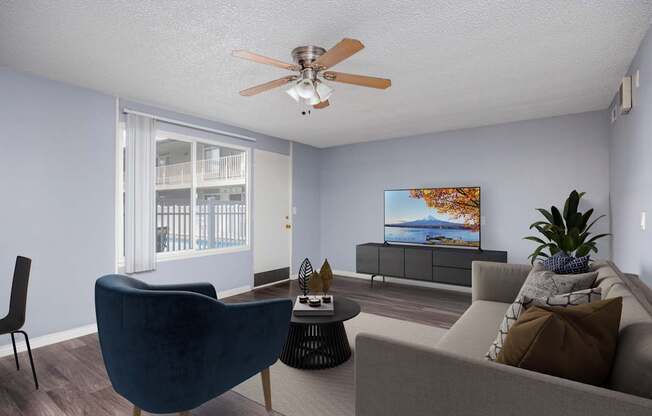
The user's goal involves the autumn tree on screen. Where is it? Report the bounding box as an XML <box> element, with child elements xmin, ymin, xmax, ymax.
<box><xmin>409</xmin><ymin>188</ymin><xmax>480</xmax><ymax>231</ymax></box>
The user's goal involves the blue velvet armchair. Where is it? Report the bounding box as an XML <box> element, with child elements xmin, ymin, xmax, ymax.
<box><xmin>95</xmin><ymin>274</ymin><xmax>292</xmax><ymax>415</ymax></box>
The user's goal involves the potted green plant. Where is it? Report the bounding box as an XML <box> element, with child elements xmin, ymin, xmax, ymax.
<box><xmin>525</xmin><ymin>190</ymin><xmax>609</xmax><ymax>264</ymax></box>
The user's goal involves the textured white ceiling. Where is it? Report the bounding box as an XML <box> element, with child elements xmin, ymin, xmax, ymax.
<box><xmin>1</xmin><ymin>1</ymin><xmax>651</xmax><ymax>147</ymax></box>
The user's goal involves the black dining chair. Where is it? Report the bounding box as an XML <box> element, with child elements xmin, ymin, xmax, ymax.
<box><xmin>1</xmin><ymin>256</ymin><xmax>38</xmax><ymax>389</ymax></box>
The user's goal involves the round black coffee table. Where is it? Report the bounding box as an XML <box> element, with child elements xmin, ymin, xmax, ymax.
<box><xmin>280</xmin><ymin>297</ymin><xmax>361</xmax><ymax>369</ymax></box>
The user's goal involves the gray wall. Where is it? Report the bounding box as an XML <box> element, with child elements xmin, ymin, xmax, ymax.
<box><xmin>610</xmin><ymin>26</ymin><xmax>652</xmax><ymax>284</ymax></box>
<box><xmin>0</xmin><ymin>69</ymin><xmax>116</xmax><ymax>342</ymax></box>
<box><xmin>0</xmin><ymin>69</ymin><xmax>296</xmax><ymax>348</ymax></box>
<box><xmin>319</xmin><ymin>111</ymin><xmax>612</xmax><ymax>271</ymax></box>
<box><xmin>291</xmin><ymin>142</ymin><xmax>322</xmax><ymax>272</ymax></box>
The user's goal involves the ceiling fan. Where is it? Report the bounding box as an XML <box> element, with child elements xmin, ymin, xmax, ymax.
<box><xmin>232</xmin><ymin>38</ymin><xmax>391</xmax><ymax>109</ymax></box>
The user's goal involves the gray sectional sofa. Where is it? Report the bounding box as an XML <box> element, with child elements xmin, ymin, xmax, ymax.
<box><xmin>355</xmin><ymin>261</ymin><xmax>652</xmax><ymax>416</ymax></box>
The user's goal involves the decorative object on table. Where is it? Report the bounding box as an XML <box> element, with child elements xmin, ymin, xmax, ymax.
<box><xmin>308</xmin><ymin>271</ymin><xmax>323</xmax><ymax>294</ymax></box>
<box><xmin>298</xmin><ymin>296</ymin><xmax>309</xmax><ymax>303</ymax></box>
<box><xmin>524</xmin><ymin>190</ymin><xmax>609</xmax><ymax>264</ymax></box>
<box><xmin>322</xmin><ymin>295</ymin><xmax>332</xmax><ymax>304</ymax></box>
<box><xmin>297</xmin><ymin>258</ymin><xmax>314</xmax><ymax>296</ymax></box>
<box><xmin>293</xmin><ymin>296</ymin><xmax>334</xmax><ymax>316</ymax></box>
<box><xmin>319</xmin><ymin>258</ymin><xmax>333</xmax><ymax>294</ymax></box>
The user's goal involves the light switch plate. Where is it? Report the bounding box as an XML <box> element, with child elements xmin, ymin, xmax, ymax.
<box><xmin>635</xmin><ymin>70</ymin><xmax>640</xmax><ymax>88</ymax></box>
<box><xmin>641</xmin><ymin>211</ymin><xmax>646</xmax><ymax>231</ymax></box>
<box><xmin>481</xmin><ymin>216</ymin><xmax>486</xmax><ymax>225</ymax></box>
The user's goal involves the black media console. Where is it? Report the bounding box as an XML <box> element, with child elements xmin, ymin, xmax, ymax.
<box><xmin>356</xmin><ymin>243</ymin><xmax>507</xmax><ymax>287</ymax></box>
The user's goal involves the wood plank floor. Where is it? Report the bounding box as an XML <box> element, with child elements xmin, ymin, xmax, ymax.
<box><xmin>0</xmin><ymin>276</ymin><xmax>470</xmax><ymax>416</ymax></box>
<box><xmin>227</xmin><ymin>276</ymin><xmax>471</xmax><ymax>329</ymax></box>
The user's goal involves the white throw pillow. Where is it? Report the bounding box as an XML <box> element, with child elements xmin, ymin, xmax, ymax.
<box><xmin>486</xmin><ymin>287</ymin><xmax>602</xmax><ymax>361</ymax></box>
<box><xmin>516</xmin><ymin>263</ymin><xmax>598</xmax><ymax>300</ymax></box>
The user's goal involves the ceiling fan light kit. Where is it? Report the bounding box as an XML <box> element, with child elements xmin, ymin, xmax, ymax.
<box><xmin>233</xmin><ymin>38</ymin><xmax>391</xmax><ymax>110</ymax></box>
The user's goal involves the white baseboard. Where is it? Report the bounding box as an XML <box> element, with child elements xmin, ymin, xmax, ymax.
<box><xmin>252</xmin><ymin>278</ymin><xmax>291</xmax><ymax>291</ymax></box>
<box><xmin>333</xmin><ymin>269</ymin><xmax>472</xmax><ymax>294</ymax></box>
<box><xmin>0</xmin><ymin>323</ymin><xmax>98</xmax><ymax>358</ymax></box>
<box><xmin>218</xmin><ymin>284</ymin><xmax>252</xmax><ymax>299</ymax></box>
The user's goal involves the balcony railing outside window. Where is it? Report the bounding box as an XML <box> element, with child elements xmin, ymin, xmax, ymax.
<box><xmin>157</xmin><ymin>153</ymin><xmax>245</xmax><ymax>187</ymax></box>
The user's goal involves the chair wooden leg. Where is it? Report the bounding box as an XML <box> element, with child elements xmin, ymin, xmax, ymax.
<box><xmin>132</xmin><ymin>405</ymin><xmax>141</xmax><ymax>416</ymax></box>
<box><xmin>261</xmin><ymin>367</ymin><xmax>272</xmax><ymax>411</ymax></box>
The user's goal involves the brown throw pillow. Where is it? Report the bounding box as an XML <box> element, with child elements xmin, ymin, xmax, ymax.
<box><xmin>496</xmin><ymin>297</ymin><xmax>622</xmax><ymax>386</ymax></box>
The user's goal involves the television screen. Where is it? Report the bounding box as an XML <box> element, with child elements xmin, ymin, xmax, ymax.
<box><xmin>384</xmin><ymin>187</ymin><xmax>480</xmax><ymax>247</ymax></box>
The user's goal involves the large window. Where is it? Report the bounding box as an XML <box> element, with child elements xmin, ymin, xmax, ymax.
<box><xmin>117</xmin><ymin>130</ymin><xmax>249</xmax><ymax>264</ymax></box>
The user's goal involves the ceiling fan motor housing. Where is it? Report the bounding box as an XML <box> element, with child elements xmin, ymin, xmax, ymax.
<box><xmin>291</xmin><ymin>46</ymin><xmax>326</xmax><ymax>69</ymax></box>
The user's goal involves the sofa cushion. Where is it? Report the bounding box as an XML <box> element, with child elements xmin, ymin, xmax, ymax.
<box><xmin>517</xmin><ymin>263</ymin><xmax>598</xmax><ymax>300</ymax></box>
<box><xmin>496</xmin><ymin>297</ymin><xmax>623</xmax><ymax>386</ymax></box>
<box><xmin>598</xmin><ymin>266</ymin><xmax>652</xmax><ymax>399</ymax></box>
<box><xmin>485</xmin><ymin>288</ymin><xmax>602</xmax><ymax>361</ymax></box>
<box><xmin>436</xmin><ymin>300</ymin><xmax>507</xmax><ymax>359</ymax></box>
<box><xmin>542</xmin><ymin>252</ymin><xmax>590</xmax><ymax>274</ymax></box>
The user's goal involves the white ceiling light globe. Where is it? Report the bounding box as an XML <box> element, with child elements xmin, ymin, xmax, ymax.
<box><xmin>316</xmin><ymin>82</ymin><xmax>333</xmax><ymax>101</ymax></box>
<box><xmin>306</xmin><ymin>94</ymin><xmax>321</xmax><ymax>106</ymax></box>
<box><xmin>286</xmin><ymin>85</ymin><xmax>300</xmax><ymax>102</ymax></box>
<box><xmin>296</xmin><ymin>79</ymin><xmax>316</xmax><ymax>99</ymax></box>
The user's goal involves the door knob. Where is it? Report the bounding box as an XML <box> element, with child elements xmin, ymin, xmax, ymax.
<box><xmin>285</xmin><ymin>224</ymin><xmax>292</xmax><ymax>229</ymax></box>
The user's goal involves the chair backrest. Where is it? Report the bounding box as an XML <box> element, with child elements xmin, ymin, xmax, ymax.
<box><xmin>5</xmin><ymin>256</ymin><xmax>31</xmax><ymax>331</ymax></box>
<box><xmin>95</xmin><ymin>274</ymin><xmax>224</xmax><ymax>413</ymax></box>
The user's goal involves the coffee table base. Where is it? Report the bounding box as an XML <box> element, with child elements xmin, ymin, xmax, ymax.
<box><xmin>280</xmin><ymin>321</ymin><xmax>352</xmax><ymax>369</ymax></box>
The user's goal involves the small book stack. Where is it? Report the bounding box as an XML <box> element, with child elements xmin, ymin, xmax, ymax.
<box><xmin>293</xmin><ymin>295</ymin><xmax>334</xmax><ymax>316</ymax></box>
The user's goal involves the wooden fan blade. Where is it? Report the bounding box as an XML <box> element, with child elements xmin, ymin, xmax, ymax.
<box><xmin>311</xmin><ymin>38</ymin><xmax>364</xmax><ymax>70</ymax></box>
<box><xmin>313</xmin><ymin>100</ymin><xmax>330</xmax><ymax>109</ymax></box>
<box><xmin>323</xmin><ymin>71</ymin><xmax>391</xmax><ymax>89</ymax></box>
<box><xmin>232</xmin><ymin>50</ymin><xmax>300</xmax><ymax>71</ymax></box>
<box><xmin>239</xmin><ymin>76</ymin><xmax>298</xmax><ymax>96</ymax></box>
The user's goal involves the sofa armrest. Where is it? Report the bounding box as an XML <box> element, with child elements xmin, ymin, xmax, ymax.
<box><xmin>355</xmin><ymin>334</ymin><xmax>652</xmax><ymax>416</ymax></box>
<box><xmin>472</xmin><ymin>261</ymin><xmax>531</xmax><ymax>303</ymax></box>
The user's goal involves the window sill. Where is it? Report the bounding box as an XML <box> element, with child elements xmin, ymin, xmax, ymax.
<box><xmin>157</xmin><ymin>246</ymin><xmax>251</xmax><ymax>262</ymax></box>
<box><xmin>115</xmin><ymin>245</ymin><xmax>251</xmax><ymax>271</ymax></box>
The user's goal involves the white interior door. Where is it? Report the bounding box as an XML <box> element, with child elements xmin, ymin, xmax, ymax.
<box><xmin>253</xmin><ymin>149</ymin><xmax>291</xmax><ymax>277</ymax></box>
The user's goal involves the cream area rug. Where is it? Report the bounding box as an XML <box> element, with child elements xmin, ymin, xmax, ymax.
<box><xmin>232</xmin><ymin>312</ymin><xmax>447</xmax><ymax>416</ymax></box>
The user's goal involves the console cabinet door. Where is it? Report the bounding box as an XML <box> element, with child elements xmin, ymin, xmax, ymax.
<box><xmin>433</xmin><ymin>266</ymin><xmax>471</xmax><ymax>286</ymax></box>
<box><xmin>404</xmin><ymin>248</ymin><xmax>433</xmax><ymax>281</ymax></box>
<box><xmin>379</xmin><ymin>246</ymin><xmax>405</xmax><ymax>277</ymax></box>
<box><xmin>356</xmin><ymin>246</ymin><xmax>379</xmax><ymax>274</ymax></box>
<box><xmin>434</xmin><ymin>250</ymin><xmax>507</xmax><ymax>269</ymax></box>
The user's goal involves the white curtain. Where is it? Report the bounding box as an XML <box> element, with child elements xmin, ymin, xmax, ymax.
<box><xmin>124</xmin><ymin>113</ymin><xmax>157</xmax><ymax>273</ymax></box>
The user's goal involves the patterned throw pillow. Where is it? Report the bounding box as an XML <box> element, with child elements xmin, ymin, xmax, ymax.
<box><xmin>542</xmin><ymin>251</ymin><xmax>571</xmax><ymax>273</ymax></box>
<box><xmin>560</xmin><ymin>255</ymin><xmax>590</xmax><ymax>274</ymax></box>
<box><xmin>486</xmin><ymin>287</ymin><xmax>602</xmax><ymax>361</ymax></box>
<box><xmin>517</xmin><ymin>264</ymin><xmax>598</xmax><ymax>300</ymax></box>
<box><xmin>542</xmin><ymin>252</ymin><xmax>590</xmax><ymax>274</ymax></box>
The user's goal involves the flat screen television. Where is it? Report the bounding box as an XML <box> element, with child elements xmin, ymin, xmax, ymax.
<box><xmin>384</xmin><ymin>187</ymin><xmax>481</xmax><ymax>248</ymax></box>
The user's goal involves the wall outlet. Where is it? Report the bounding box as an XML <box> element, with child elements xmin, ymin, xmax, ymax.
<box><xmin>641</xmin><ymin>211</ymin><xmax>647</xmax><ymax>231</ymax></box>
<box><xmin>635</xmin><ymin>69</ymin><xmax>640</xmax><ymax>88</ymax></box>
